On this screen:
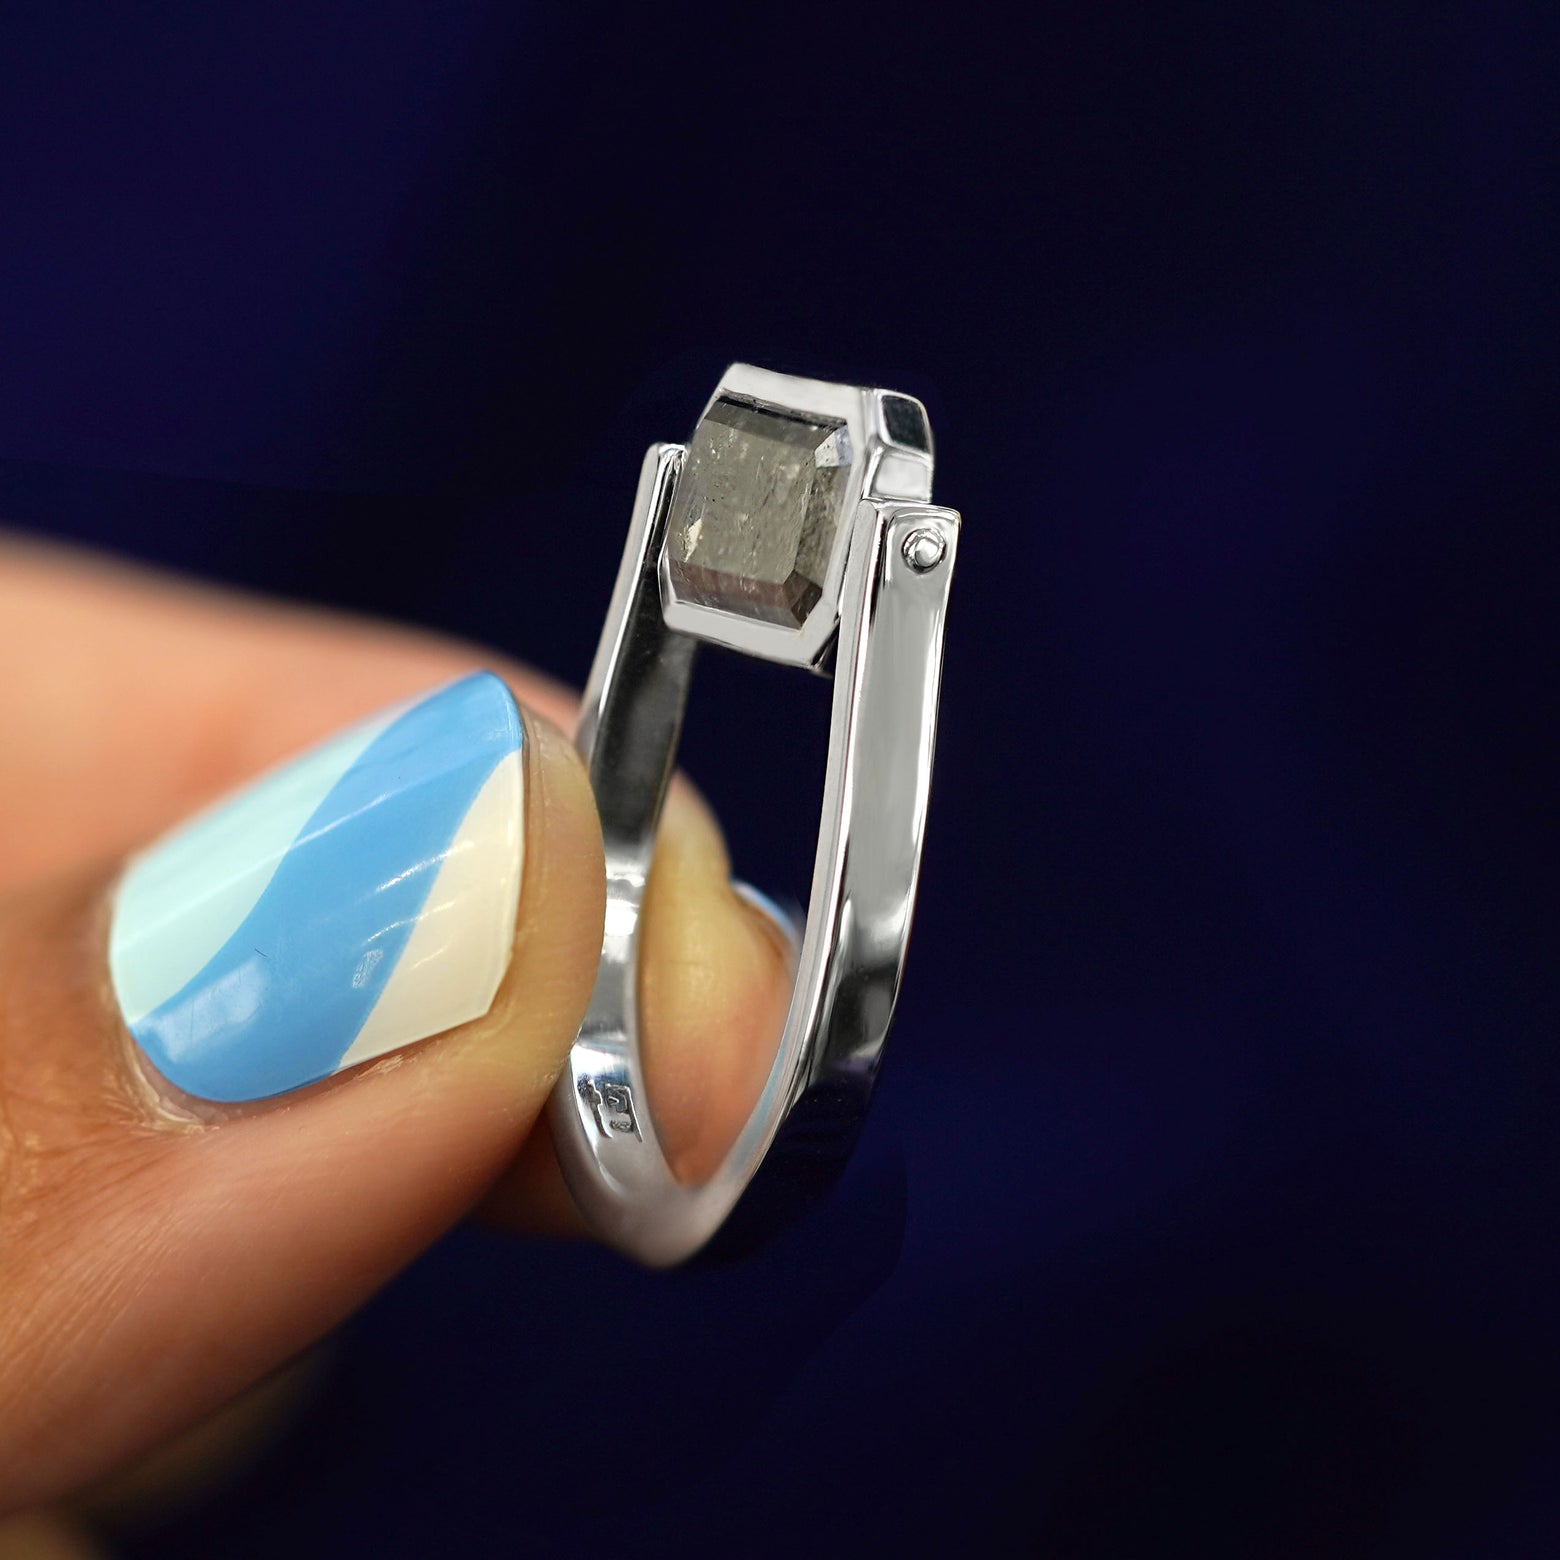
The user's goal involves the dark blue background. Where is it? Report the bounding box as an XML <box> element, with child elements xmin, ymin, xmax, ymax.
<box><xmin>3</xmin><ymin>3</ymin><xmax>1558</xmax><ymax>1554</ymax></box>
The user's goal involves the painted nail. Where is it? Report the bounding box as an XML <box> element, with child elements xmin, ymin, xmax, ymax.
<box><xmin>109</xmin><ymin>671</ymin><xmax>525</xmax><ymax>1102</ymax></box>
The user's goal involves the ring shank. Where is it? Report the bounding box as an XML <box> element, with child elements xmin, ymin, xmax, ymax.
<box><xmin>550</xmin><ymin>441</ymin><xmax>959</xmax><ymax>1266</ymax></box>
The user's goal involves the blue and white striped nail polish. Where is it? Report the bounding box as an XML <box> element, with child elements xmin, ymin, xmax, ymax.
<box><xmin>109</xmin><ymin>671</ymin><xmax>525</xmax><ymax>1102</ymax></box>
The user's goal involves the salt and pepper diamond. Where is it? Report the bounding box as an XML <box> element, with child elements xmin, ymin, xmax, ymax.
<box><xmin>664</xmin><ymin>394</ymin><xmax>854</xmax><ymax>629</ymax></box>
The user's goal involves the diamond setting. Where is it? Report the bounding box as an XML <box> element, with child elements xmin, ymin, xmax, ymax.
<box><xmin>664</xmin><ymin>394</ymin><xmax>854</xmax><ymax>629</ymax></box>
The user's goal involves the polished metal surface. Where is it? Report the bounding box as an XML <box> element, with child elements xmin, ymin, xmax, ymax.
<box><xmin>549</xmin><ymin>364</ymin><xmax>959</xmax><ymax>1265</ymax></box>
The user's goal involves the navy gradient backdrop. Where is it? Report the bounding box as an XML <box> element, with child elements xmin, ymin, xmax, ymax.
<box><xmin>3</xmin><ymin>4</ymin><xmax>1559</xmax><ymax>1555</ymax></box>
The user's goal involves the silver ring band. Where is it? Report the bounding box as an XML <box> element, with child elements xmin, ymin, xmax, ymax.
<box><xmin>549</xmin><ymin>364</ymin><xmax>960</xmax><ymax>1265</ymax></box>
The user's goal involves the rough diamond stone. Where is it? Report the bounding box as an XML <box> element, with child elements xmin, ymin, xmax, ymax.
<box><xmin>665</xmin><ymin>394</ymin><xmax>853</xmax><ymax>628</ymax></box>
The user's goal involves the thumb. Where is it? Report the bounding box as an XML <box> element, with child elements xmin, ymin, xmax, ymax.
<box><xmin>0</xmin><ymin>674</ymin><xmax>603</xmax><ymax>1509</ymax></box>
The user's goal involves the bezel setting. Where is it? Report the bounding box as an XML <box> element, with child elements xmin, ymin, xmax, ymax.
<box><xmin>658</xmin><ymin>363</ymin><xmax>934</xmax><ymax>668</ymax></box>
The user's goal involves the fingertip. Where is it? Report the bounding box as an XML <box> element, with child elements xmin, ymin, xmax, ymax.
<box><xmin>0</xmin><ymin>683</ymin><xmax>610</xmax><ymax>1504</ymax></box>
<box><xmin>638</xmin><ymin>787</ymin><xmax>793</xmax><ymax>1185</ymax></box>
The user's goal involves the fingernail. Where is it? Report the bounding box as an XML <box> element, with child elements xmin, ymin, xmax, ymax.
<box><xmin>109</xmin><ymin>671</ymin><xmax>526</xmax><ymax>1102</ymax></box>
<box><xmin>730</xmin><ymin>879</ymin><xmax>803</xmax><ymax>959</ymax></box>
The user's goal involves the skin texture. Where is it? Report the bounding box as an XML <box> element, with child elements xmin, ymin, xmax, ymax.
<box><xmin>0</xmin><ymin>538</ymin><xmax>788</xmax><ymax>1514</ymax></box>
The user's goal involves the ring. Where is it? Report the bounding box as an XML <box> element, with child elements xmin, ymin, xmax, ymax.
<box><xmin>549</xmin><ymin>364</ymin><xmax>960</xmax><ymax>1265</ymax></box>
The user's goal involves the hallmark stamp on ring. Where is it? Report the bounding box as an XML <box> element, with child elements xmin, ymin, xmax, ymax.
<box><xmin>579</xmin><ymin>1076</ymin><xmax>640</xmax><ymax>1139</ymax></box>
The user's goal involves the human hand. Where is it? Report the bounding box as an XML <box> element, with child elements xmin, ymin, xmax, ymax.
<box><xmin>0</xmin><ymin>539</ymin><xmax>790</xmax><ymax>1510</ymax></box>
